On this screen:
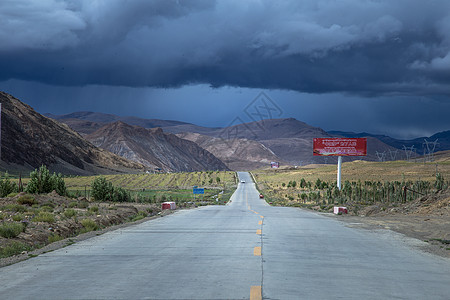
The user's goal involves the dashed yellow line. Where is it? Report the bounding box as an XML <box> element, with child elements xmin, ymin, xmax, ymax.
<box><xmin>250</xmin><ymin>286</ymin><xmax>262</xmax><ymax>300</ymax></box>
<box><xmin>258</xmin><ymin>220</ymin><xmax>262</xmax><ymax>225</ymax></box>
<box><xmin>256</xmin><ymin>229</ymin><xmax>261</xmax><ymax>235</ymax></box>
<box><xmin>260</xmin><ymin>215</ymin><xmax>264</xmax><ymax>219</ymax></box>
<box><xmin>254</xmin><ymin>246</ymin><xmax>261</xmax><ymax>256</ymax></box>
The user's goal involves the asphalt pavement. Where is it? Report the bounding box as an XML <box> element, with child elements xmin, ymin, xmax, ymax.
<box><xmin>0</xmin><ymin>171</ymin><xmax>449</xmax><ymax>299</ymax></box>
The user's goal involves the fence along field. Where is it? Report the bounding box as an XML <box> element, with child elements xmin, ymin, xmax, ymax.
<box><xmin>253</xmin><ymin>160</ymin><xmax>450</xmax><ymax>211</ymax></box>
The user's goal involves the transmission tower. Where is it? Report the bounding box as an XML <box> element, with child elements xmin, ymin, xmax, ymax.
<box><xmin>423</xmin><ymin>139</ymin><xmax>439</xmax><ymax>162</ymax></box>
<box><xmin>403</xmin><ymin>145</ymin><xmax>415</xmax><ymax>162</ymax></box>
<box><xmin>376</xmin><ymin>151</ymin><xmax>386</xmax><ymax>162</ymax></box>
<box><xmin>388</xmin><ymin>149</ymin><xmax>398</xmax><ymax>161</ymax></box>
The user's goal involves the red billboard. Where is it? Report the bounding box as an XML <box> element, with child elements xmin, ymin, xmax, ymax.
<box><xmin>313</xmin><ymin>138</ymin><xmax>367</xmax><ymax>156</ymax></box>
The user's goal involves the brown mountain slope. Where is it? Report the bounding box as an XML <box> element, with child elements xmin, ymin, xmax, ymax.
<box><xmin>0</xmin><ymin>92</ymin><xmax>145</xmax><ymax>175</ymax></box>
<box><xmin>176</xmin><ymin>132</ymin><xmax>285</xmax><ymax>170</ymax></box>
<box><xmin>85</xmin><ymin>122</ymin><xmax>229</xmax><ymax>172</ymax></box>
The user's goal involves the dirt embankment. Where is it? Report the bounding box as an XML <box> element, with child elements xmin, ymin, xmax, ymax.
<box><xmin>332</xmin><ymin>190</ymin><xmax>450</xmax><ymax>258</ymax></box>
<box><xmin>0</xmin><ymin>192</ymin><xmax>172</xmax><ymax>267</ymax></box>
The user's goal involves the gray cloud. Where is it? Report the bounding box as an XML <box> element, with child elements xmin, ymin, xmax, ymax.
<box><xmin>1</xmin><ymin>0</ymin><xmax>450</xmax><ymax>96</ymax></box>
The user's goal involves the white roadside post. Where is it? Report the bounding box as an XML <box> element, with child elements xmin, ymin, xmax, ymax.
<box><xmin>337</xmin><ymin>156</ymin><xmax>342</xmax><ymax>191</ymax></box>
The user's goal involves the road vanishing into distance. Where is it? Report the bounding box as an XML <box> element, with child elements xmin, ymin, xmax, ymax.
<box><xmin>1</xmin><ymin>172</ymin><xmax>449</xmax><ymax>299</ymax></box>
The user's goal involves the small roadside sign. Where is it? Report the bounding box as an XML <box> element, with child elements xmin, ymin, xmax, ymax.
<box><xmin>193</xmin><ymin>188</ymin><xmax>204</xmax><ymax>194</ymax></box>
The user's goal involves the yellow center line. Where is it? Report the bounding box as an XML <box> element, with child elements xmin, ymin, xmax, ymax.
<box><xmin>258</xmin><ymin>220</ymin><xmax>262</xmax><ymax>225</ymax></box>
<box><xmin>260</xmin><ymin>215</ymin><xmax>264</xmax><ymax>219</ymax></box>
<box><xmin>253</xmin><ymin>246</ymin><xmax>261</xmax><ymax>256</ymax></box>
<box><xmin>250</xmin><ymin>286</ymin><xmax>262</xmax><ymax>300</ymax></box>
<box><xmin>256</xmin><ymin>229</ymin><xmax>261</xmax><ymax>235</ymax></box>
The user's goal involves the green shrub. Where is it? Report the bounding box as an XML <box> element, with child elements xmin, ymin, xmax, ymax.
<box><xmin>68</xmin><ymin>201</ymin><xmax>78</xmax><ymax>208</ymax></box>
<box><xmin>33</xmin><ymin>212</ymin><xmax>55</xmax><ymax>223</ymax></box>
<box><xmin>12</xmin><ymin>214</ymin><xmax>24</xmax><ymax>222</ymax></box>
<box><xmin>3</xmin><ymin>204</ymin><xmax>27</xmax><ymax>213</ymax></box>
<box><xmin>25</xmin><ymin>165</ymin><xmax>67</xmax><ymax>195</ymax></box>
<box><xmin>64</xmin><ymin>209</ymin><xmax>77</xmax><ymax>218</ymax></box>
<box><xmin>48</xmin><ymin>234</ymin><xmax>63</xmax><ymax>243</ymax></box>
<box><xmin>91</xmin><ymin>176</ymin><xmax>113</xmax><ymax>201</ymax></box>
<box><xmin>78</xmin><ymin>201</ymin><xmax>89</xmax><ymax>209</ymax></box>
<box><xmin>7</xmin><ymin>192</ymin><xmax>18</xmax><ymax>198</ymax></box>
<box><xmin>0</xmin><ymin>241</ymin><xmax>31</xmax><ymax>258</ymax></box>
<box><xmin>88</xmin><ymin>206</ymin><xmax>99</xmax><ymax>213</ymax></box>
<box><xmin>17</xmin><ymin>194</ymin><xmax>37</xmax><ymax>206</ymax></box>
<box><xmin>40</xmin><ymin>205</ymin><xmax>54</xmax><ymax>212</ymax></box>
<box><xmin>111</xmin><ymin>186</ymin><xmax>130</xmax><ymax>202</ymax></box>
<box><xmin>80</xmin><ymin>219</ymin><xmax>99</xmax><ymax>232</ymax></box>
<box><xmin>0</xmin><ymin>173</ymin><xmax>18</xmax><ymax>198</ymax></box>
<box><xmin>131</xmin><ymin>211</ymin><xmax>148</xmax><ymax>222</ymax></box>
<box><xmin>0</xmin><ymin>222</ymin><xmax>24</xmax><ymax>238</ymax></box>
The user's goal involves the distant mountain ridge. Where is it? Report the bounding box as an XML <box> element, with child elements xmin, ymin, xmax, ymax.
<box><xmin>329</xmin><ymin>130</ymin><xmax>450</xmax><ymax>155</ymax></box>
<box><xmin>48</xmin><ymin>111</ymin><xmax>450</xmax><ymax>168</ymax></box>
<box><xmin>85</xmin><ymin>121</ymin><xmax>229</xmax><ymax>172</ymax></box>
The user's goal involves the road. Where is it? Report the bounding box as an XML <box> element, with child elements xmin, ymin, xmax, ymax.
<box><xmin>0</xmin><ymin>172</ymin><xmax>449</xmax><ymax>299</ymax></box>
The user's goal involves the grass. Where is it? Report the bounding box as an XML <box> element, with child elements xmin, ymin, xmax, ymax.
<box><xmin>80</xmin><ymin>219</ymin><xmax>99</xmax><ymax>233</ymax></box>
<box><xmin>0</xmin><ymin>241</ymin><xmax>31</xmax><ymax>258</ymax></box>
<box><xmin>63</xmin><ymin>208</ymin><xmax>77</xmax><ymax>218</ymax></box>
<box><xmin>131</xmin><ymin>211</ymin><xmax>148</xmax><ymax>222</ymax></box>
<box><xmin>17</xmin><ymin>194</ymin><xmax>37</xmax><ymax>206</ymax></box>
<box><xmin>253</xmin><ymin>160</ymin><xmax>450</xmax><ymax>185</ymax></box>
<box><xmin>0</xmin><ymin>222</ymin><xmax>24</xmax><ymax>238</ymax></box>
<box><xmin>11</xmin><ymin>214</ymin><xmax>24</xmax><ymax>222</ymax></box>
<box><xmin>48</xmin><ymin>234</ymin><xmax>63</xmax><ymax>243</ymax></box>
<box><xmin>252</xmin><ymin>160</ymin><xmax>450</xmax><ymax>209</ymax></box>
<box><xmin>1</xmin><ymin>204</ymin><xmax>27</xmax><ymax>213</ymax></box>
<box><xmin>61</xmin><ymin>171</ymin><xmax>236</xmax><ymax>193</ymax></box>
<box><xmin>88</xmin><ymin>206</ymin><xmax>99</xmax><ymax>213</ymax></box>
<box><xmin>33</xmin><ymin>212</ymin><xmax>56</xmax><ymax>223</ymax></box>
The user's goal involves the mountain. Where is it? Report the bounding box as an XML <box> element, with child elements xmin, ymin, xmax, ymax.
<box><xmin>329</xmin><ymin>130</ymin><xmax>450</xmax><ymax>156</ymax></box>
<box><xmin>0</xmin><ymin>92</ymin><xmax>145</xmax><ymax>175</ymax></box>
<box><xmin>47</xmin><ymin>111</ymin><xmax>195</xmax><ymax>136</ymax></box>
<box><xmin>210</xmin><ymin>118</ymin><xmax>332</xmax><ymax>140</ymax></box>
<box><xmin>178</xmin><ymin>118</ymin><xmax>398</xmax><ymax>165</ymax></box>
<box><xmin>48</xmin><ymin>110</ymin><xmax>428</xmax><ymax>167</ymax></box>
<box><xmin>176</xmin><ymin>132</ymin><xmax>285</xmax><ymax>170</ymax></box>
<box><xmin>48</xmin><ymin>111</ymin><xmax>189</xmax><ymax>128</ymax></box>
<box><xmin>85</xmin><ymin>122</ymin><xmax>229</xmax><ymax>172</ymax></box>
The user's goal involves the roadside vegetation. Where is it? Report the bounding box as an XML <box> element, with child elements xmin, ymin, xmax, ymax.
<box><xmin>1</xmin><ymin>168</ymin><xmax>238</xmax><ymax>260</ymax></box>
<box><xmin>253</xmin><ymin>160</ymin><xmax>450</xmax><ymax>213</ymax></box>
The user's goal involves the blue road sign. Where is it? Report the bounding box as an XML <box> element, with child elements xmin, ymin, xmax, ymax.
<box><xmin>193</xmin><ymin>188</ymin><xmax>204</xmax><ymax>194</ymax></box>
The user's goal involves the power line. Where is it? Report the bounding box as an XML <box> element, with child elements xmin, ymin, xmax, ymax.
<box><xmin>376</xmin><ymin>151</ymin><xmax>386</xmax><ymax>162</ymax></box>
<box><xmin>388</xmin><ymin>149</ymin><xmax>398</xmax><ymax>161</ymax></box>
<box><xmin>403</xmin><ymin>145</ymin><xmax>415</xmax><ymax>162</ymax></box>
<box><xmin>423</xmin><ymin>139</ymin><xmax>439</xmax><ymax>162</ymax></box>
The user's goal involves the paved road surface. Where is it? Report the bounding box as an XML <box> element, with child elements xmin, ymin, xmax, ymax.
<box><xmin>0</xmin><ymin>172</ymin><xmax>449</xmax><ymax>299</ymax></box>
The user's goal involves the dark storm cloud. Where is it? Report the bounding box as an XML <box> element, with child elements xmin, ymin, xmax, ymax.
<box><xmin>1</xmin><ymin>0</ymin><xmax>450</xmax><ymax>96</ymax></box>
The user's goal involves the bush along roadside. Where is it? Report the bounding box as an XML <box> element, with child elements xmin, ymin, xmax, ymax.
<box><xmin>258</xmin><ymin>173</ymin><xmax>450</xmax><ymax>213</ymax></box>
<box><xmin>0</xmin><ymin>189</ymin><xmax>162</xmax><ymax>261</ymax></box>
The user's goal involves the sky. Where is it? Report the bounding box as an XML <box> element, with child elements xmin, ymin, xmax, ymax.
<box><xmin>1</xmin><ymin>0</ymin><xmax>450</xmax><ymax>139</ymax></box>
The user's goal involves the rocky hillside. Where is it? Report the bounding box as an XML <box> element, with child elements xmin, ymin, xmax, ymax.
<box><xmin>176</xmin><ymin>132</ymin><xmax>286</xmax><ymax>170</ymax></box>
<box><xmin>85</xmin><ymin>122</ymin><xmax>229</xmax><ymax>172</ymax></box>
<box><xmin>0</xmin><ymin>92</ymin><xmax>145</xmax><ymax>175</ymax></box>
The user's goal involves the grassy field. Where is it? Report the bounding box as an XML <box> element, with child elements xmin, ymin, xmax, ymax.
<box><xmin>60</xmin><ymin>171</ymin><xmax>238</xmax><ymax>206</ymax></box>
<box><xmin>252</xmin><ymin>160</ymin><xmax>450</xmax><ymax>208</ymax></box>
<box><xmin>254</xmin><ymin>160</ymin><xmax>450</xmax><ymax>186</ymax></box>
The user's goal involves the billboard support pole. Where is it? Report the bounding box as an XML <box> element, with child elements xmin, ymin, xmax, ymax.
<box><xmin>337</xmin><ymin>156</ymin><xmax>342</xmax><ymax>191</ymax></box>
